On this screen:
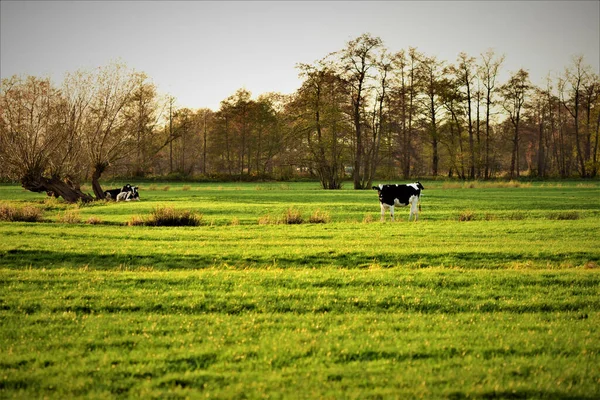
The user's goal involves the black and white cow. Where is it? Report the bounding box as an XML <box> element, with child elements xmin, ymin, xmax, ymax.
<box><xmin>104</xmin><ymin>184</ymin><xmax>132</xmax><ymax>201</ymax></box>
<box><xmin>116</xmin><ymin>186</ymin><xmax>140</xmax><ymax>202</ymax></box>
<box><xmin>372</xmin><ymin>182</ymin><xmax>424</xmax><ymax>222</ymax></box>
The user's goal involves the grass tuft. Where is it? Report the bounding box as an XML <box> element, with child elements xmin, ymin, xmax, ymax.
<box><xmin>363</xmin><ymin>213</ymin><xmax>375</xmax><ymax>223</ymax></box>
<box><xmin>58</xmin><ymin>210</ymin><xmax>81</xmax><ymax>224</ymax></box>
<box><xmin>258</xmin><ymin>214</ymin><xmax>275</xmax><ymax>225</ymax></box>
<box><xmin>127</xmin><ymin>215</ymin><xmax>145</xmax><ymax>226</ymax></box>
<box><xmin>0</xmin><ymin>203</ymin><xmax>43</xmax><ymax>222</ymax></box>
<box><xmin>145</xmin><ymin>206</ymin><xmax>202</xmax><ymax>227</ymax></box>
<box><xmin>281</xmin><ymin>207</ymin><xmax>303</xmax><ymax>224</ymax></box>
<box><xmin>86</xmin><ymin>216</ymin><xmax>103</xmax><ymax>225</ymax></box>
<box><xmin>458</xmin><ymin>210</ymin><xmax>476</xmax><ymax>222</ymax></box>
<box><xmin>547</xmin><ymin>211</ymin><xmax>580</xmax><ymax>220</ymax></box>
<box><xmin>309</xmin><ymin>209</ymin><xmax>331</xmax><ymax>224</ymax></box>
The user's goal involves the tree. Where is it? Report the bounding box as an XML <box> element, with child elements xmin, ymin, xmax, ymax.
<box><xmin>339</xmin><ymin>33</ymin><xmax>384</xmax><ymax>189</ymax></box>
<box><xmin>0</xmin><ymin>75</ymin><xmax>93</xmax><ymax>202</ymax></box>
<box><xmin>456</xmin><ymin>52</ymin><xmax>477</xmax><ymax>178</ymax></box>
<box><xmin>478</xmin><ymin>49</ymin><xmax>505</xmax><ymax>179</ymax></box>
<box><xmin>500</xmin><ymin>69</ymin><xmax>530</xmax><ymax>179</ymax></box>
<box><xmin>294</xmin><ymin>62</ymin><xmax>348</xmax><ymax>189</ymax></box>
<box><xmin>390</xmin><ymin>48</ymin><xmax>421</xmax><ymax>178</ymax></box>
<box><xmin>419</xmin><ymin>55</ymin><xmax>446</xmax><ymax>177</ymax></box>
<box><xmin>67</xmin><ymin>62</ymin><xmax>147</xmax><ymax>198</ymax></box>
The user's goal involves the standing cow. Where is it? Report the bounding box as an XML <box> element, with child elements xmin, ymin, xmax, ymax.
<box><xmin>372</xmin><ymin>182</ymin><xmax>424</xmax><ymax>222</ymax></box>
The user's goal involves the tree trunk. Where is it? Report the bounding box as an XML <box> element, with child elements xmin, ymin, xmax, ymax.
<box><xmin>21</xmin><ymin>171</ymin><xmax>93</xmax><ymax>203</ymax></box>
<box><xmin>92</xmin><ymin>162</ymin><xmax>109</xmax><ymax>200</ymax></box>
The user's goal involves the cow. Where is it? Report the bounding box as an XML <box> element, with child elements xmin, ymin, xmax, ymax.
<box><xmin>104</xmin><ymin>184</ymin><xmax>132</xmax><ymax>201</ymax></box>
<box><xmin>116</xmin><ymin>186</ymin><xmax>140</xmax><ymax>202</ymax></box>
<box><xmin>372</xmin><ymin>182</ymin><xmax>424</xmax><ymax>222</ymax></box>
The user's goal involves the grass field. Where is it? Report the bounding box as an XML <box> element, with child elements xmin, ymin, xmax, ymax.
<box><xmin>1</xmin><ymin>180</ymin><xmax>599</xmax><ymax>398</ymax></box>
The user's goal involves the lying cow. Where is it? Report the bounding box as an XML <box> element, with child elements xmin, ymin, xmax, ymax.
<box><xmin>116</xmin><ymin>186</ymin><xmax>140</xmax><ymax>202</ymax></box>
<box><xmin>372</xmin><ymin>182</ymin><xmax>424</xmax><ymax>222</ymax></box>
<box><xmin>104</xmin><ymin>184</ymin><xmax>132</xmax><ymax>201</ymax></box>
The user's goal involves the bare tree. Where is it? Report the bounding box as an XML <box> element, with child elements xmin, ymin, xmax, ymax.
<box><xmin>419</xmin><ymin>55</ymin><xmax>445</xmax><ymax>177</ymax></box>
<box><xmin>66</xmin><ymin>62</ymin><xmax>145</xmax><ymax>198</ymax></box>
<box><xmin>500</xmin><ymin>69</ymin><xmax>530</xmax><ymax>179</ymax></box>
<box><xmin>478</xmin><ymin>49</ymin><xmax>505</xmax><ymax>179</ymax></box>
<box><xmin>0</xmin><ymin>75</ymin><xmax>93</xmax><ymax>202</ymax></box>
<box><xmin>456</xmin><ymin>52</ymin><xmax>477</xmax><ymax>178</ymax></box>
<box><xmin>339</xmin><ymin>33</ymin><xmax>384</xmax><ymax>189</ymax></box>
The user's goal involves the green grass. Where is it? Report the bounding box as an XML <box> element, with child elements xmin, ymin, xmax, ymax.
<box><xmin>1</xmin><ymin>180</ymin><xmax>599</xmax><ymax>398</ymax></box>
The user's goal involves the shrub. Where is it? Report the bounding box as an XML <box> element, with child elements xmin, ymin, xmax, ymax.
<box><xmin>282</xmin><ymin>207</ymin><xmax>303</xmax><ymax>224</ymax></box>
<box><xmin>149</xmin><ymin>184</ymin><xmax>158</xmax><ymax>191</ymax></box>
<box><xmin>145</xmin><ymin>206</ymin><xmax>202</xmax><ymax>227</ymax></box>
<box><xmin>0</xmin><ymin>203</ymin><xmax>43</xmax><ymax>222</ymax></box>
<box><xmin>309</xmin><ymin>209</ymin><xmax>331</xmax><ymax>224</ymax></box>
<box><xmin>182</xmin><ymin>185</ymin><xmax>191</xmax><ymax>191</ymax></box>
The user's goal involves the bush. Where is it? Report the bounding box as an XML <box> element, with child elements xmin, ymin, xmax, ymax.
<box><xmin>145</xmin><ymin>206</ymin><xmax>202</xmax><ymax>227</ymax></box>
<box><xmin>0</xmin><ymin>203</ymin><xmax>43</xmax><ymax>222</ymax></box>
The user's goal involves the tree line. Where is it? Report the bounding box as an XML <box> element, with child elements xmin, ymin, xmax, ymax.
<box><xmin>1</xmin><ymin>34</ymin><xmax>599</xmax><ymax>201</ymax></box>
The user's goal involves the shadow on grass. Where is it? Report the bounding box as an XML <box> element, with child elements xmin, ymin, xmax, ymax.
<box><xmin>0</xmin><ymin>249</ymin><xmax>596</xmax><ymax>270</ymax></box>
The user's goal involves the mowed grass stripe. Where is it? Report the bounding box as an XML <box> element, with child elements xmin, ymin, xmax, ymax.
<box><xmin>2</xmin><ymin>268</ymin><xmax>600</xmax><ymax>315</ymax></box>
<box><xmin>1</xmin><ymin>219</ymin><xmax>598</xmax><ymax>269</ymax></box>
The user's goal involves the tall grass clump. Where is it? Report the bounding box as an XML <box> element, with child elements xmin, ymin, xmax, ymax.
<box><xmin>309</xmin><ymin>209</ymin><xmax>331</xmax><ymax>224</ymax></box>
<box><xmin>145</xmin><ymin>206</ymin><xmax>202</xmax><ymax>227</ymax></box>
<box><xmin>57</xmin><ymin>209</ymin><xmax>81</xmax><ymax>224</ymax></box>
<box><xmin>363</xmin><ymin>213</ymin><xmax>375</xmax><ymax>223</ymax></box>
<box><xmin>547</xmin><ymin>211</ymin><xmax>580</xmax><ymax>220</ymax></box>
<box><xmin>281</xmin><ymin>207</ymin><xmax>304</xmax><ymax>224</ymax></box>
<box><xmin>0</xmin><ymin>203</ymin><xmax>43</xmax><ymax>222</ymax></box>
<box><xmin>442</xmin><ymin>180</ymin><xmax>532</xmax><ymax>189</ymax></box>
<box><xmin>258</xmin><ymin>214</ymin><xmax>276</xmax><ymax>225</ymax></box>
<box><xmin>86</xmin><ymin>216</ymin><xmax>103</xmax><ymax>225</ymax></box>
<box><xmin>458</xmin><ymin>210</ymin><xmax>476</xmax><ymax>221</ymax></box>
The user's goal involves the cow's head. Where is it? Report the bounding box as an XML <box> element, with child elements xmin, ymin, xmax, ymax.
<box><xmin>416</xmin><ymin>181</ymin><xmax>424</xmax><ymax>190</ymax></box>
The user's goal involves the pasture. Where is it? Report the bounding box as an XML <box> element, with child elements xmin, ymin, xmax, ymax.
<box><xmin>1</xmin><ymin>180</ymin><xmax>599</xmax><ymax>398</ymax></box>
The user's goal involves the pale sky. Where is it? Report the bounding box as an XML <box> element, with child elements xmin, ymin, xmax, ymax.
<box><xmin>1</xmin><ymin>1</ymin><xmax>599</xmax><ymax>111</ymax></box>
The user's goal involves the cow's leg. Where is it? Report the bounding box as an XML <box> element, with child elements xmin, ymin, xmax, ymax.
<box><xmin>380</xmin><ymin>203</ymin><xmax>386</xmax><ymax>222</ymax></box>
<box><xmin>409</xmin><ymin>199</ymin><xmax>419</xmax><ymax>222</ymax></box>
<box><xmin>389</xmin><ymin>205</ymin><xmax>395</xmax><ymax>222</ymax></box>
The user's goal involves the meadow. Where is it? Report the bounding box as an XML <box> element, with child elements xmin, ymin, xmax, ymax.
<box><xmin>1</xmin><ymin>180</ymin><xmax>599</xmax><ymax>398</ymax></box>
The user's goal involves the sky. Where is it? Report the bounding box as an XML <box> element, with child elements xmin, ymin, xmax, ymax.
<box><xmin>1</xmin><ymin>1</ymin><xmax>599</xmax><ymax>111</ymax></box>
